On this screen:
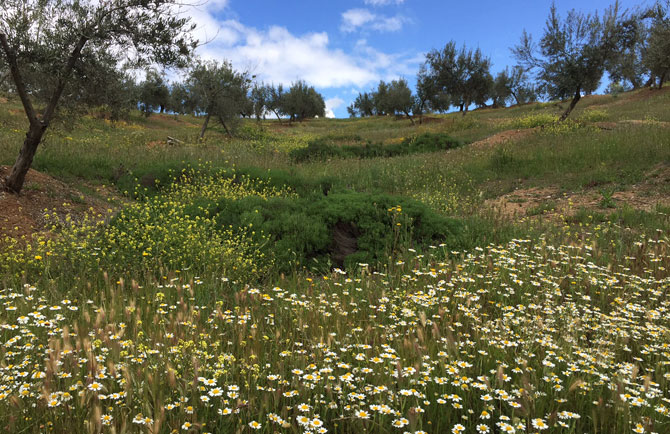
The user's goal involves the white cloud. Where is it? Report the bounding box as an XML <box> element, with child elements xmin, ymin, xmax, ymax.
<box><xmin>341</xmin><ymin>8</ymin><xmax>408</xmax><ymax>33</ymax></box>
<box><xmin>198</xmin><ymin>22</ymin><xmax>378</xmax><ymax>88</ymax></box>
<box><xmin>169</xmin><ymin>3</ymin><xmax>423</xmax><ymax>116</ymax></box>
<box><xmin>364</xmin><ymin>0</ymin><xmax>405</xmax><ymax>5</ymax></box>
<box><xmin>325</xmin><ymin>97</ymin><xmax>345</xmax><ymax>118</ymax></box>
<box><xmin>341</xmin><ymin>9</ymin><xmax>376</xmax><ymax>31</ymax></box>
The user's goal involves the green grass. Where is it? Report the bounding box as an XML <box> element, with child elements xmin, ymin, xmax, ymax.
<box><xmin>1</xmin><ymin>88</ymin><xmax>670</xmax><ymax>433</ymax></box>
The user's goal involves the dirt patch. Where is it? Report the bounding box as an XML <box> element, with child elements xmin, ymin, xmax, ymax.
<box><xmin>600</xmin><ymin>87</ymin><xmax>670</xmax><ymax>108</ymax></box>
<box><xmin>594</xmin><ymin>120</ymin><xmax>670</xmax><ymax>131</ymax></box>
<box><xmin>150</xmin><ymin>113</ymin><xmax>185</xmax><ymax>127</ymax></box>
<box><xmin>593</xmin><ymin>122</ymin><xmax>619</xmax><ymax>130</ymax></box>
<box><xmin>0</xmin><ymin>166</ymin><xmax>122</xmax><ymax>243</ymax></box>
<box><xmin>485</xmin><ymin>187</ymin><xmax>561</xmax><ymax>219</ymax></box>
<box><xmin>469</xmin><ymin>128</ymin><xmax>538</xmax><ymax>151</ymax></box>
<box><xmin>146</xmin><ymin>140</ymin><xmax>167</xmax><ymax>149</ymax></box>
<box><xmin>485</xmin><ymin>164</ymin><xmax>670</xmax><ymax>220</ymax></box>
<box><xmin>618</xmin><ymin>119</ymin><xmax>670</xmax><ymax>127</ymax></box>
<box><xmin>418</xmin><ymin>116</ymin><xmax>445</xmax><ymax>125</ymax></box>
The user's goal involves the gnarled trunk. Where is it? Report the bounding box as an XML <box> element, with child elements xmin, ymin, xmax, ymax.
<box><xmin>199</xmin><ymin>113</ymin><xmax>211</xmax><ymax>140</ymax></box>
<box><xmin>559</xmin><ymin>88</ymin><xmax>581</xmax><ymax>122</ymax></box>
<box><xmin>218</xmin><ymin>115</ymin><xmax>232</xmax><ymax>137</ymax></box>
<box><xmin>5</xmin><ymin>123</ymin><xmax>46</xmax><ymax>193</ymax></box>
<box><xmin>403</xmin><ymin>110</ymin><xmax>415</xmax><ymax>125</ymax></box>
<box><xmin>1</xmin><ymin>33</ymin><xmax>87</xmax><ymax>194</ymax></box>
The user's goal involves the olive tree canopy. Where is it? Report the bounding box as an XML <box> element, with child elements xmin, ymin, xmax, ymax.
<box><xmin>185</xmin><ymin>59</ymin><xmax>251</xmax><ymax>139</ymax></box>
<box><xmin>513</xmin><ymin>2</ymin><xmax>625</xmax><ymax>121</ymax></box>
<box><xmin>0</xmin><ymin>0</ymin><xmax>197</xmax><ymax>193</ymax></box>
<box><xmin>644</xmin><ymin>1</ymin><xmax>670</xmax><ymax>88</ymax></box>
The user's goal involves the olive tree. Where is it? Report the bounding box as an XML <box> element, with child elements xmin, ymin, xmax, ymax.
<box><xmin>347</xmin><ymin>92</ymin><xmax>374</xmax><ymax>118</ymax></box>
<box><xmin>385</xmin><ymin>79</ymin><xmax>416</xmax><ymax>124</ymax></box>
<box><xmin>644</xmin><ymin>1</ymin><xmax>670</xmax><ymax>88</ymax></box>
<box><xmin>422</xmin><ymin>42</ymin><xmax>493</xmax><ymax>115</ymax></box>
<box><xmin>0</xmin><ymin>0</ymin><xmax>197</xmax><ymax>193</ymax></box>
<box><xmin>513</xmin><ymin>2</ymin><xmax>624</xmax><ymax>121</ymax></box>
<box><xmin>281</xmin><ymin>81</ymin><xmax>325</xmax><ymax>122</ymax></box>
<box><xmin>186</xmin><ymin>60</ymin><xmax>251</xmax><ymax>139</ymax></box>
<box><xmin>490</xmin><ymin>66</ymin><xmax>538</xmax><ymax>107</ymax></box>
<box><xmin>138</xmin><ymin>70</ymin><xmax>170</xmax><ymax>116</ymax></box>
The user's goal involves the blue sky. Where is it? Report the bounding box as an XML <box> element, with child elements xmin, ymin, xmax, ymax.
<box><xmin>188</xmin><ymin>0</ymin><xmax>650</xmax><ymax>117</ymax></box>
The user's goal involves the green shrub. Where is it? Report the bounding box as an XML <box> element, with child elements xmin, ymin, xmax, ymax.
<box><xmin>196</xmin><ymin>192</ymin><xmax>464</xmax><ymax>273</ymax></box>
<box><xmin>503</xmin><ymin>113</ymin><xmax>558</xmax><ymax>129</ymax></box>
<box><xmin>290</xmin><ymin>132</ymin><xmax>461</xmax><ymax>162</ymax></box>
<box><xmin>578</xmin><ymin>108</ymin><xmax>608</xmax><ymax>123</ymax></box>
<box><xmin>488</xmin><ymin>147</ymin><xmax>525</xmax><ymax>173</ymax></box>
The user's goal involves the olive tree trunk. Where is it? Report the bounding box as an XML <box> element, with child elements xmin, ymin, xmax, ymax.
<box><xmin>5</xmin><ymin>124</ymin><xmax>47</xmax><ymax>192</ymax></box>
<box><xmin>199</xmin><ymin>113</ymin><xmax>211</xmax><ymax>140</ymax></box>
<box><xmin>1</xmin><ymin>33</ymin><xmax>87</xmax><ymax>194</ymax></box>
<box><xmin>559</xmin><ymin>88</ymin><xmax>581</xmax><ymax>122</ymax></box>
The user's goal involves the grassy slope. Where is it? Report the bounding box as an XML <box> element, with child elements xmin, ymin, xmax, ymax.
<box><xmin>1</xmin><ymin>88</ymin><xmax>668</xmax><ymax>273</ymax></box>
<box><xmin>2</xmin><ymin>88</ymin><xmax>669</xmax><ymax>193</ymax></box>
<box><xmin>1</xmin><ymin>91</ymin><xmax>670</xmax><ymax>433</ymax></box>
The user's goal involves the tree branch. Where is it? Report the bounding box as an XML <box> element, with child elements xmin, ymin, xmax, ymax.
<box><xmin>41</xmin><ymin>35</ymin><xmax>88</xmax><ymax>125</ymax></box>
<box><xmin>0</xmin><ymin>33</ymin><xmax>40</xmax><ymax>127</ymax></box>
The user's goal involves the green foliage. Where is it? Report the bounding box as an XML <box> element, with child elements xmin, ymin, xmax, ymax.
<box><xmin>579</xmin><ymin>108</ymin><xmax>609</xmax><ymax>122</ymax></box>
<box><xmin>502</xmin><ymin>113</ymin><xmax>558</xmax><ymax>129</ymax></box>
<box><xmin>1</xmin><ymin>168</ymin><xmax>287</xmax><ymax>281</ymax></box>
<box><xmin>513</xmin><ymin>3</ymin><xmax>627</xmax><ymax>119</ymax></box>
<box><xmin>598</xmin><ymin>187</ymin><xmax>617</xmax><ymax>208</ymax></box>
<box><xmin>606</xmin><ymin>81</ymin><xmax>627</xmax><ymax>96</ymax></box>
<box><xmin>186</xmin><ymin>59</ymin><xmax>251</xmax><ymax>137</ymax></box>
<box><xmin>488</xmin><ymin>146</ymin><xmax>525</xmax><ymax>173</ymax></box>
<box><xmin>198</xmin><ymin>192</ymin><xmax>463</xmax><ymax>273</ymax></box>
<box><xmin>423</xmin><ymin>41</ymin><xmax>493</xmax><ymax>112</ymax></box>
<box><xmin>290</xmin><ymin>133</ymin><xmax>461</xmax><ymax>162</ymax></box>
<box><xmin>644</xmin><ymin>1</ymin><xmax>670</xmax><ymax>88</ymax></box>
<box><xmin>527</xmin><ymin>201</ymin><xmax>557</xmax><ymax>216</ymax></box>
<box><xmin>282</xmin><ymin>80</ymin><xmax>326</xmax><ymax>121</ymax></box>
<box><xmin>138</xmin><ymin>70</ymin><xmax>170</xmax><ymax>116</ymax></box>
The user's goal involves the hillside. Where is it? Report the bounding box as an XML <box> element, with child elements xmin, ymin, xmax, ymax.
<box><xmin>1</xmin><ymin>90</ymin><xmax>670</xmax><ymax>434</ymax></box>
<box><xmin>2</xmin><ymin>88</ymin><xmax>669</xmax><ymax>241</ymax></box>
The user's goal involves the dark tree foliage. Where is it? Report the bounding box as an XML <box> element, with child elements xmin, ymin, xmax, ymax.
<box><xmin>607</xmin><ymin>11</ymin><xmax>651</xmax><ymax>89</ymax></box>
<box><xmin>422</xmin><ymin>42</ymin><xmax>493</xmax><ymax>115</ymax></box>
<box><xmin>415</xmin><ymin>63</ymin><xmax>450</xmax><ymax>116</ymax></box>
<box><xmin>490</xmin><ymin>66</ymin><xmax>538</xmax><ymax>107</ymax></box>
<box><xmin>383</xmin><ymin>78</ymin><xmax>416</xmax><ymax>124</ymax></box>
<box><xmin>282</xmin><ymin>80</ymin><xmax>326</xmax><ymax>122</ymax></box>
<box><xmin>0</xmin><ymin>56</ymin><xmax>7</xmax><ymax>92</ymax></box>
<box><xmin>0</xmin><ymin>0</ymin><xmax>197</xmax><ymax>193</ymax></box>
<box><xmin>348</xmin><ymin>79</ymin><xmax>416</xmax><ymax>124</ymax></box>
<box><xmin>250</xmin><ymin>82</ymin><xmax>270</xmax><ymax>122</ymax></box>
<box><xmin>490</xmin><ymin>69</ymin><xmax>514</xmax><ymax>108</ymax></box>
<box><xmin>513</xmin><ymin>2</ymin><xmax>625</xmax><ymax>121</ymax></box>
<box><xmin>507</xmin><ymin>66</ymin><xmax>539</xmax><ymax>105</ymax></box>
<box><xmin>138</xmin><ymin>70</ymin><xmax>170</xmax><ymax>116</ymax></box>
<box><xmin>644</xmin><ymin>1</ymin><xmax>670</xmax><ymax>88</ymax></box>
<box><xmin>347</xmin><ymin>92</ymin><xmax>374</xmax><ymax>117</ymax></box>
<box><xmin>372</xmin><ymin>80</ymin><xmax>390</xmax><ymax>115</ymax></box>
<box><xmin>166</xmin><ymin>82</ymin><xmax>193</xmax><ymax>115</ymax></box>
<box><xmin>266</xmin><ymin>84</ymin><xmax>285</xmax><ymax>123</ymax></box>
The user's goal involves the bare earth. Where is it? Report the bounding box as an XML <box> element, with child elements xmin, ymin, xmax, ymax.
<box><xmin>0</xmin><ymin>166</ymin><xmax>121</xmax><ymax>242</ymax></box>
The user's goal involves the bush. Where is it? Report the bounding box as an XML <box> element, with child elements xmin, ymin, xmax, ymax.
<box><xmin>290</xmin><ymin>132</ymin><xmax>462</xmax><ymax>162</ymax></box>
<box><xmin>503</xmin><ymin>113</ymin><xmax>558</xmax><ymax>129</ymax></box>
<box><xmin>196</xmin><ymin>192</ymin><xmax>464</xmax><ymax>273</ymax></box>
<box><xmin>578</xmin><ymin>108</ymin><xmax>608</xmax><ymax>123</ymax></box>
<box><xmin>1</xmin><ymin>168</ymin><xmax>288</xmax><ymax>281</ymax></box>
